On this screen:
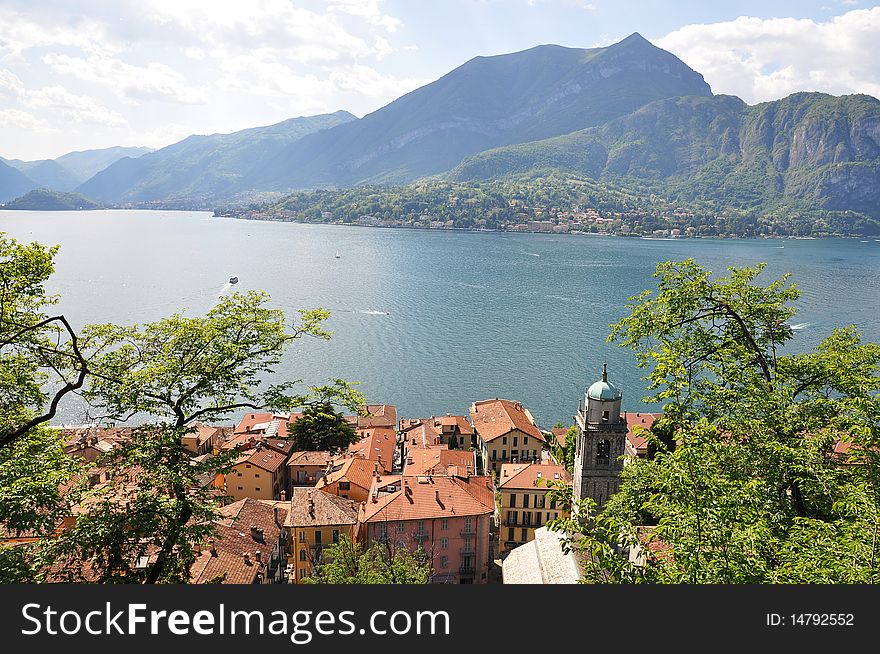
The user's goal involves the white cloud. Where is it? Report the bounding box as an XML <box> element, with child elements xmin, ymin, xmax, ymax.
<box><xmin>0</xmin><ymin>8</ymin><xmax>121</xmax><ymax>60</ymax></box>
<box><xmin>42</xmin><ymin>53</ymin><xmax>207</xmax><ymax>104</ymax></box>
<box><xmin>656</xmin><ymin>8</ymin><xmax>880</xmax><ymax>103</ymax></box>
<box><xmin>0</xmin><ymin>108</ymin><xmax>49</xmax><ymax>131</ymax></box>
<box><xmin>27</xmin><ymin>86</ymin><xmax>128</xmax><ymax>128</ymax></box>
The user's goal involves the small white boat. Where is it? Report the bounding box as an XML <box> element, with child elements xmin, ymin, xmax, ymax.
<box><xmin>334</xmin><ymin>251</ymin><xmax>340</xmax><ymax>259</ymax></box>
<box><xmin>229</xmin><ymin>276</ymin><xmax>239</xmax><ymax>284</ymax></box>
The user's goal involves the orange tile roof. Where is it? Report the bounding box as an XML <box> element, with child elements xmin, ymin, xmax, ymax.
<box><xmin>348</xmin><ymin>426</ymin><xmax>396</xmax><ymax>472</ymax></box>
<box><xmin>469</xmin><ymin>399</ymin><xmax>544</xmax><ymax>443</ymax></box>
<box><xmin>350</xmin><ymin>404</ymin><xmax>398</xmax><ymax>429</ymax></box>
<box><xmin>498</xmin><ymin>462</ymin><xmax>571</xmax><ymax>490</ymax></box>
<box><xmin>404</xmin><ymin>447</ymin><xmax>476</xmax><ymax>476</ymax></box>
<box><xmin>233</xmin><ymin>448</ymin><xmax>288</xmax><ymax>473</ymax></box>
<box><xmin>551</xmin><ymin>426</ymin><xmax>571</xmax><ymax>450</ymax></box>
<box><xmin>318</xmin><ymin>457</ymin><xmax>381</xmax><ymax>494</ymax></box>
<box><xmin>233</xmin><ymin>412</ymin><xmax>302</xmax><ymax>438</ymax></box>
<box><xmin>361</xmin><ymin>474</ymin><xmax>495</xmax><ymax>523</ymax></box>
<box><xmin>623</xmin><ymin>412</ymin><xmax>663</xmax><ymax>453</ymax></box>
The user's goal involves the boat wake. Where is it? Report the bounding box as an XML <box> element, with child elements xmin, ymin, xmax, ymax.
<box><xmin>790</xmin><ymin>322</ymin><xmax>811</xmax><ymax>331</ymax></box>
<box><xmin>359</xmin><ymin>310</ymin><xmax>391</xmax><ymax>316</ymax></box>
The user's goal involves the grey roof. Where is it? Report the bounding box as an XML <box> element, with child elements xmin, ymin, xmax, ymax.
<box><xmin>501</xmin><ymin>527</ymin><xmax>581</xmax><ymax>584</ymax></box>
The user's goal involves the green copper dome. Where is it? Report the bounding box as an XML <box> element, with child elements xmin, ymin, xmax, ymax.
<box><xmin>586</xmin><ymin>364</ymin><xmax>622</xmax><ymax>401</ymax></box>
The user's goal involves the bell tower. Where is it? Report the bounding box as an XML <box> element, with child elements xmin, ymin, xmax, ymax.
<box><xmin>573</xmin><ymin>364</ymin><xmax>627</xmax><ymax>510</ymax></box>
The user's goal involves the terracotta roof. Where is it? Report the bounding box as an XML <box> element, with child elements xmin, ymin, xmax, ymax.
<box><xmin>551</xmin><ymin>427</ymin><xmax>571</xmax><ymax>450</ymax></box>
<box><xmin>233</xmin><ymin>448</ymin><xmax>288</xmax><ymax>473</ymax></box>
<box><xmin>623</xmin><ymin>412</ymin><xmax>663</xmax><ymax>453</ymax></box>
<box><xmin>221</xmin><ymin>433</ymin><xmax>294</xmax><ymax>457</ymax></box>
<box><xmin>355</xmin><ymin>404</ymin><xmax>398</xmax><ymax>428</ymax></box>
<box><xmin>233</xmin><ymin>412</ymin><xmax>302</xmax><ymax>438</ymax></box>
<box><xmin>318</xmin><ymin>457</ymin><xmax>379</xmax><ymax>493</ymax></box>
<box><xmin>404</xmin><ymin>447</ymin><xmax>476</xmax><ymax>476</ymax></box>
<box><xmin>498</xmin><ymin>462</ymin><xmax>570</xmax><ymax>490</ymax></box>
<box><xmin>191</xmin><ymin>498</ymin><xmax>287</xmax><ymax>584</ymax></box>
<box><xmin>400</xmin><ymin>415</ymin><xmax>474</xmax><ymax>441</ymax></box>
<box><xmin>361</xmin><ymin>475</ymin><xmax>495</xmax><ymax>523</ymax></box>
<box><xmin>469</xmin><ymin>399</ymin><xmax>544</xmax><ymax>443</ymax></box>
<box><xmin>348</xmin><ymin>426</ymin><xmax>396</xmax><ymax>471</ymax></box>
<box><xmin>284</xmin><ymin>487</ymin><xmax>359</xmax><ymax>528</ymax></box>
<box><xmin>288</xmin><ymin>451</ymin><xmax>334</xmax><ymax>467</ymax></box>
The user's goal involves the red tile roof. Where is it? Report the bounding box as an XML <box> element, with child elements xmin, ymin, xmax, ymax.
<box><xmin>361</xmin><ymin>474</ymin><xmax>495</xmax><ymax>523</ymax></box>
<box><xmin>348</xmin><ymin>426</ymin><xmax>396</xmax><ymax>472</ymax></box>
<box><xmin>288</xmin><ymin>451</ymin><xmax>334</xmax><ymax>467</ymax></box>
<box><xmin>623</xmin><ymin>412</ymin><xmax>663</xmax><ymax>454</ymax></box>
<box><xmin>285</xmin><ymin>487</ymin><xmax>359</xmax><ymax>528</ymax></box>
<box><xmin>233</xmin><ymin>448</ymin><xmax>289</xmax><ymax>473</ymax></box>
<box><xmin>355</xmin><ymin>404</ymin><xmax>398</xmax><ymax>428</ymax></box>
<box><xmin>318</xmin><ymin>457</ymin><xmax>381</xmax><ymax>494</ymax></box>
<box><xmin>233</xmin><ymin>412</ymin><xmax>302</xmax><ymax>438</ymax></box>
<box><xmin>404</xmin><ymin>447</ymin><xmax>476</xmax><ymax>476</ymax></box>
<box><xmin>498</xmin><ymin>462</ymin><xmax>571</xmax><ymax>490</ymax></box>
<box><xmin>469</xmin><ymin>399</ymin><xmax>544</xmax><ymax>443</ymax></box>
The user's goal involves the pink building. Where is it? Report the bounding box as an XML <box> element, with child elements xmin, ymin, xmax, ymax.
<box><xmin>359</xmin><ymin>474</ymin><xmax>495</xmax><ymax>584</ymax></box>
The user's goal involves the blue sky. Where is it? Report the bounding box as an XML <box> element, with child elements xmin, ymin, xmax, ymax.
<box><xmin>1</xmin><ymin>0</ymin><xmax>878</xmax><ymax>160</ymax></box>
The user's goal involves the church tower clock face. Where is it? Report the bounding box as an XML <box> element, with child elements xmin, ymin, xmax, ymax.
<box><xmin>573</xmin><ymin>364</ymin><xmax>627</xmax><ymax>511</ymax></box>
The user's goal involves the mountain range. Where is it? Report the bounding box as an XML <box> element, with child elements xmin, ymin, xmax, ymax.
<box><xmin>2</xmin><ymin>32</ymin><xmax>878</xmax><ymax>221</ymax></box>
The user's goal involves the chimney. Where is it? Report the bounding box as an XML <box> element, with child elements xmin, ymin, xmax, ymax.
<box><xmin>273</xmin><ymin>506</ymin><xmax>280</xmax><ymax>527</ymax></box>
<box><xmin>307</xmin><ymin>490</ymin><xmax>314</xmax><ymax>516</ymax></box>
<box><xmin>280</xmin><ymin>490</ymin><xmax>286</xmax><ymax>501</ymax></box>
<box><xmin>209</xmin><ymin>539</ymin><xmax>217</xmax><ymax>556</ymax></box>
<box><xmin>255</xmin><ymin>550</ymin><xmax>262</xmax><ymax>563</ymax></box>
<box><xmin>244</xmin><ymin>553</ymin><xmax>251</xmax><ymax>565</ymax></box>
<box><xmin>435</xmin><ymin>490</ymin><xmax>441</xmax><ymax>503</ymax></box>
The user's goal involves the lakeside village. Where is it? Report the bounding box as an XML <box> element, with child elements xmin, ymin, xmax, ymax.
<box><xmin>23</xmin><ymin>367</ymin><xmax>675</xmax><ymax>584</ymax></box>
<box><xmin>219</xmin><ymin>204</ymin><xmax>702</xmax><ymax>239</ymax></box>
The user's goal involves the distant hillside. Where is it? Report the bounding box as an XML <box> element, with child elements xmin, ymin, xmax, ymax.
<box><xmin>55</xmin><ymin>146</ymin><xmax>153</xmax><ymax>184</ymax></box>
<box><xmin>242</xmin><ymin>33</ymin><xmax>712</xmax><ymax>191</ymax></box>
<box><xmin>77</xmin><ymin>111</ymin><xmax>357</xmax><ymax>204</ymax></box>
<box><xmin>0</xmin><ymin>188</ymin><xmax>102</xmax><ymax>210</ymax></box>
<box><xmin>450</xmin><ymin>92</ymin><xmax>880</xmax><ymax>219</ymax></box>
<box><xmin>0</xmin><ymin>160</ymin><xmax>39</xmax><ymax>203</ymax></box>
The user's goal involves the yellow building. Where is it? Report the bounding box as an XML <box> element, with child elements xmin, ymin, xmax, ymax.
<box><xmin>225</xmin><ymin>447</ymin><xmax>290</xmax><ymax>502</ymax></box>
<box><xmin>498</xmin><ymin>462</ymin><xmax>571</xmax><ymax>555</ymax></box>
<box><xmin>284</xmin><ymin>487</ymin><xmax>360</xmax><ymax>583</ymax></box>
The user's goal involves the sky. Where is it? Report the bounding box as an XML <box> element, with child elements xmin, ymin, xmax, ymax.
<box><xmin>1</xmin><ymin>0</ymin><xmax>879</xmax><ymax>161</ymax></box>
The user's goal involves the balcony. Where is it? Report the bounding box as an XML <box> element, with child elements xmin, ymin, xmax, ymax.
<box><xmin>460</xmin><ymin>528</ymin><xmax>476</xmax><ymax>537</ymax></box>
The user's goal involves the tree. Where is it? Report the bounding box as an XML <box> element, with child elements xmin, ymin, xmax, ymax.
<box><xmin>288</xmin><ymin>402</ymin><xmax>359</xmax><ymax>453</ymax></box>
<box><xmin>306</xmin><ymin>535</ymin><xmax>431</xmax><ymax>584</ymax></box>
<box><xmin>43</xmin><ymin>291</ymin><xmax>363</xmax><ymax>583</ymax></box>
<box><xmin>548</xmin><ymin>258</ymin><xmax>880</xmax><ymax>583</ymax></box>
<box><xmin>0</xmin><ymin>234</ymin><xmax>88</xmax><ymax>581</ymax></box>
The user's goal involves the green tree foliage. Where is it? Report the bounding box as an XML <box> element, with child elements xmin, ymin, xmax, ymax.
<box><xmin>306</xmin><ymin>535</ymin><xmax>431</xmax><ymax>584</ymax></box>
<box><xmin>41</xmin><ymin>292</ymin><xmax>363</xmax><ymax>584</ymax></box>
<box><xmin>548</xmin><ymin>258</ymin><xmax>880</xmax><ymax>583</ymax></box>
<box><xmin>288</xmin><ymin>402</ymin><xmax>359</xmax><ymax>453</ymax></box>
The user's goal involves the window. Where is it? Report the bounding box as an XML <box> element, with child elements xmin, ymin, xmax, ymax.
<box><xmin>523</xmin><ymin>437</ymin><xmax>528</xmax><ymax>445</ymax></box>
<box><xmin>338</xmin><ymin>481</ymin><xmax>350</xmax><ymax>491</ymax></box>
<box><xmin>440</xmin><ymin>556</ymin><xmax>448</xmax><ymax>568</ymax></box>
<box><xmin>602</xmin><ymin>410</ymin><xmax>610</xmax><ymax>421</ymax></box>
<box><xmin>502</xmin><ymin>436</ymin><xmax>507</xmax><ymax>445</ymax></box>
<box><xmin>465</xmin><ymin>517</ymin><xmax>474</xmax><ymax>532</ymax></box>
<box><xmin>245</xmin><ymin>464</ymin><xmax>251</xmax><ymax>468</ymax></box>
<box><xmin>507</xmin><ymin>528</ymin><xmax>515</xmax><ymax>541</ymax></box>
<box><xmin>509</xmin><ymin>493</ymin><xmax>516</xmax><ymax>508</ymax></box>
<box><xmin>376</xmin><ymin>524</ymin><xmax>386</xmax><ymax>538</ymax></box>
<box><xmin>396</xmin><ymin>521</ymin><xmax>405</xmax><ymax>533</ymax></box>
<box><xmin>523</xmin><ymin>494</ymin><xmax>530</xmax><ymax>508</ymax></box>
<box><xmin>299</xmin><ymin>531</ymin><xmax>306</xmax><ymax>542</ymax></box>
<box><xmin>441</xmin><ymin>519</ymin><xmax>448</xmax><ymax>530</ymax></box>
<box><xmin>523</xmin><ymin>513</ymin><xmax>531</xmax><ymax>526</ymax></box>
<box><xmin>254</xmin><ymin>473</ymin><xmax>260</xmax><ymax>478</ymax></box>
<box><xmin>596</xmin><ymin>439</ymin><xmax>611</xmax><ymax>465</ymax></box>
<box><xmin>332</xmin><ymin>530</ymin><xmax>339</xmax><ymax>543</ymax></box>
<box><xmin>441</xmin><ymin>537</ymin><xmax>448</xmax><ymax>549</ymax></box>
<box><xmin>536</xmin><ymin>495</ymin><xmax>545</xmax><ymax>508</ymax></box>
<box><xmin>535</xmin><ymin>512</ymin><xmax>542</xmax><ymax>525</ymax></box>
<box><xmin>520</xmin><ymin>529</ymin><xmax>527</xmax><ymax>542</ymax></box>
<box><xmin>550</xmin><ymin>498</ymin><xmax>557</xmax><ymax>509</ymax></box>
<box><xmin>491</xmin><ymin>450</ymin><xmax>497</xmax><ymax>460</ymax></box>
<box><xmin>314</xmin><ymin>530</ymin><xmax>322</xmax><ymax>544</ymax></box>
<box><xmin>255</xmin><ymin>487</ymin><xmax>260</xmax><ymax>492</ymax></box>
<box><xmin>513</xmin><ymin>436</ymin><xmax>518</xmax><ymax>446</ymax></box>
<box><xmin>299</xmin><ymin>549</ymin><xmax>307</xmax><ymax>561</ymax></box>
<box><xmin>237</xmin><ymin>486</ymin><xmax>243</xmax><ymax>490</ymax></box>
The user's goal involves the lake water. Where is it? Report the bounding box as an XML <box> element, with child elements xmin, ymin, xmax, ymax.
<box><xmin>1</xmin><ymin>209</ymin><xmax>878</xmax><ymax>428</ymax></box>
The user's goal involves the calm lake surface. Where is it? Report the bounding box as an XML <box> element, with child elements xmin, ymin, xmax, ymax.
<box><xmin>1</xmin><ymin>209</ymin><xmax>878</xmax><ymax>427</ymax></box>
